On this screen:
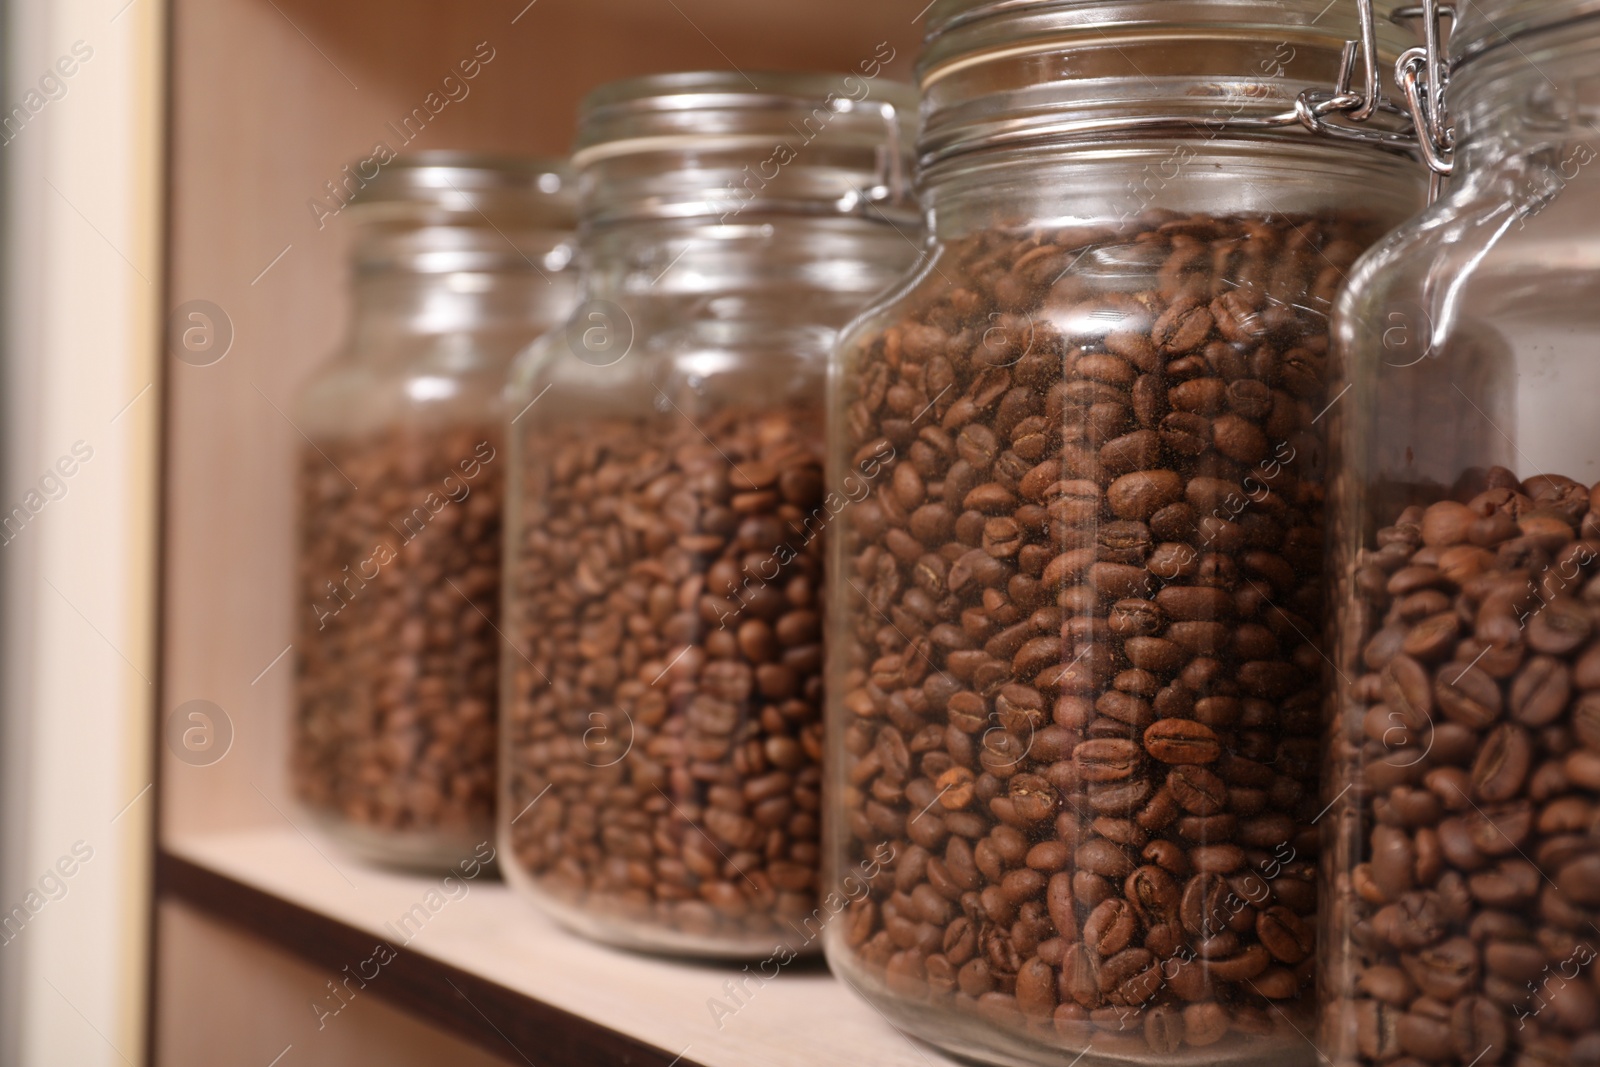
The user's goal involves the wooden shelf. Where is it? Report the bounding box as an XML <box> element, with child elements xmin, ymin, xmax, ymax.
<box><xmin>157</xmin><ymin>1</ymin><xmax>928</xmax><ymax>1059</ymax></box>
<box><xmin>160</xmin><ymin>830</ymin><xmax>962</xmax><ymax>1067</ymax></box>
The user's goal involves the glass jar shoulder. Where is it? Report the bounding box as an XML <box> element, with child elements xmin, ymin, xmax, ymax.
<box><xmin>511</xmin><ymin>306</ymin><xmax>839</xmax><ymax>430</ymax></box>
<box><xmin>1332</xmin><ymin>128</ymin><xmax>1600</xmax><ymax>353</ymax></box>
<box><xmin>834</xmin><ymin>241</ymin><xmax>956</xmax><ymax>367</ymax></box>
<box><xmin>1333</xmin><ymin>151</ymin><xmax>1600</xmax><ymax>514</ymax></box>
<box><xmin>297</xmin><ymin>331</ymin><xmax>530</xmax><ymax>441</ymax></box>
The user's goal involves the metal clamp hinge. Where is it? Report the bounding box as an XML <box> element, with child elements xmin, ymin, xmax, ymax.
<box><xmin>1293</xmin><ymin>0</ymin><xmax>1411</xmax><ymax>146</ymax></box>
<box><xmin>1292</xmin><ymin>0</ymin><xmax>1456</xmax><ymax>200</ymax></box>
<box><xmin>1392</xmin><ymin>0</ymin><xmax>1458</xmax><ymax>182</ymax></box>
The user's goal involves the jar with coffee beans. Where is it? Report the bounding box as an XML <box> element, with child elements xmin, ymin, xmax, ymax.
<box><xmin>1323</xmin><ymin>3</ymin><xmax>1600</xmax><ymax>1066</ymax></box>
<box><xmin>292</xmin><ymin>154</ymin><xmax>577</xmax><ymax>870</ymax></box>
<box><xmin>823</xmin><ymin>2</ymin><xmax>1428</xmax><ymax>1064</ymax></box>
<box><xmin>499</xmin><ymin>72</ymin><xmax>921</xmax><ymax>956</ymax></box>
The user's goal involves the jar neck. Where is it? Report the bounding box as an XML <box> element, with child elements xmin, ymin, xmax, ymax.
<box><xmin>349</xmin><ymin>270</ymin><xmax>575</xmax><ymax>346</ymax></box>
<box><xmin>1452</xmin><ymin>23</ymin><xmax>1600</xmax><ymax>173</ymax></box>
<box><xmin>577</xmin><ymin>215</ymin><xmax>921</xmax><ymax>321</ymax></box>
<box><xmin>921</xmin><ymin>138</ymin><xmax>1425</xmax><ymax>239</ymax></box>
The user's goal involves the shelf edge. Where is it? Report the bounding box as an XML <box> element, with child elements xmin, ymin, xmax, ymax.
<box><xmin>156</xmin><ymin>850</ymin><xmax>708</xmax><ymax>1067</ymax></box>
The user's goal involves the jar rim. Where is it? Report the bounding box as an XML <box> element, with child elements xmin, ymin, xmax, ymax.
<box><xmin>573</xmin><ymin>70</ymin><xmax>918</xmax><ymax>160</ymax></box>
<box><xmin>570</xmin><ymin>69</ymin><xmax>919</xmax><ymax>226</ymax></box>
<box><xmin>348</xmin><ymin>152</ymin><xmax>574</xmax><ymax>219</ymax></box>
<box><xmin>579</xmin><ymin>71</ymin><xmax>916</xmax><ymax>121</ymax></box>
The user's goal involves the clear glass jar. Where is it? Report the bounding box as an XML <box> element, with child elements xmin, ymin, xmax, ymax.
<box><xmin>823</xmin><ymin>2</ymin><xmax>1427</xmax><ymax>1064</ymax></box>
<box><xmin>499</xmin><ymin>72</ymin><xmax>922</xmax><ymax>957</ymax></box>
<box><xmin>292</xmin><ymin>153</ymin><xmax>577</xmax><ymax>870</ymax></box>
<box><xmin>1324</xmin><ymin>4</ymin><xmax>1600</xmax><ymax>1066</ymax></box>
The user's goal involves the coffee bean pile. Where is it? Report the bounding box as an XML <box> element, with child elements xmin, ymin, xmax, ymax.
<box><xmin>293</xmin><ymin>426</ymin><xmax>503</xmax><ymax>860</ymax></box>
<box><xmin>503</xmin><ymin>409</ymin><xmax>828</xmax><ymax>951</ymax></box>
<box><xmin>829</xmin><ymin>211</ymin><xmax>1388</xmax><ymax>1055</ymax></box>
<box><xmin>1331</xmin><ymin>468</ymin><xmax>1600</xmax><ymax>1067</ymax></box>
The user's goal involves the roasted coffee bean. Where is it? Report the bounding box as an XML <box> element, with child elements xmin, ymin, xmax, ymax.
<box><xmin>1357</xmin><ymin>965</ymin><xmax>1416</xmax><ymax>1005</ymax></box>
<box><xmin>1144</xmin><ymin>1003</ymin><xmax>1186</xmax><ymax>1054</ymax></box>
<box><xmin>1168</xmin><ymin>766</ymin><xmax>1228</xmax><ymax>816</ymax></box>
<box><xmin>293</xmin><ymin>427</ymin><xmax>505</xmax><ymax>852</ymax></box>
<box><xmin>1084</xmin><ymin>898</ymin><xmax>1140</xmax><ymax>955</ymax></box>
<box><xmin>1016</xmin><ymin>956</ymin><xmax>1059</xmax><ymax>1020</ymax></box>
<box><xmin>835</xmin><ymin>212</ymin><xmax>1383</xmax><ymax>1051</ymax></box>
<box><xmin>1183</xmin><ymin>1001</ymin><xmax>1230</xmax><ymax>1046</ymax></box>
<box><xmin>1337</xmin><ymin>471</ymin><xmax>1600</xmax><ymax>1067</ymax></box>
<box><xmin>1472</xmin><ymin>723</ymin><xmax>1532</xmax><ymax>802</ymax></box>
<box><xmin>1256</xmin><ymin>905</ymin><xmax>1313</xmax><ymax>964</ymax></box>
<box><xmin>1072</xmin><ymin>737</ymin><xmax>1141</xmax><ymax>783</ymax></box>
<box><xmin>1437</xmin><ymin>664</ymin><xmax>1502</xmax><ymax>729</ymax></box>
<box><xmin>504</xmin><ymin>412</ymin><xmax>827</xmax><ymax>945</ymax></box>
<box><xmin>1513</xmin><ymin>656</ymin><xmax>1573</xmax><ymax>727</ymax></box>
<box><xmin>1144</xmin><ymin>719</ymin><xmax>1222</xmax><ymax>764</ymax></box>
<box><xmin>1078</xmin><ymin>839</ymin><xmax>1135</xmax><ymax>879</ymax></box>
<box><xmin>1370</xmin><ymin>825</ymin><xmax>1417</xmax><ymax>900</ymax></box>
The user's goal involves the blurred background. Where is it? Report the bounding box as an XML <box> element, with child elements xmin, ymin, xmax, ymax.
<box><xmin>0</xmin><ymin>0</ymin><xmax>924</xmax><ymax>1063</ymax></box>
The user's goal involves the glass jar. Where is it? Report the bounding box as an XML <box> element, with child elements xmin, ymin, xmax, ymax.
<box><xmin>1324</xmin><ymin>4</ymin><xmax>1600</xmax><ymax>1066</ymax></box>
<box><xmin>292</xmin><ymin>153</ymin><xmax>577</xmax><ymax>870</ymax></box>
<box><xmin>823</xmin><ymin>2</ymin><xmax>1427</xmax><ymax>1064</ymax></box>
<box><xmin>499</xmin><ymin>71</ymin><xmax>922</xmax><ymax>957</ymax></box>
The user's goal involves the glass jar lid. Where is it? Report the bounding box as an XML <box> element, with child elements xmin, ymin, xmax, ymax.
<box><xmin>916</xmin><ymin>0</ymin><xmax>1418</xmax><ymax>169</ymax></box>
<box><xmin>348</xmin><ymin>152</ymin><xmax>576</xmax><ymax>276</ymax></box>
<box><xmin>570</xmin><ymin>71</ymin><xmax>918</xmax><ymax>226</ymax></box>
<box><xmin>1450</xmin><ymin>0</ymin><xmax>1600</xmax><ymax>67</ymax></box>
<box><xmin>1391</xmin><ymin>0</ymin><xmax>1600</xmax><ymax>181</ymax></box>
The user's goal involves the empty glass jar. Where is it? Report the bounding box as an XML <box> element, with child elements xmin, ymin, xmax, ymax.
<box><xmin>292</xmin><ymin>153</ymin><xmax>577</xmax><ymax>870</ymax></box>
<box><xmin>822</xmin><ymin>2</ymin><xmax>1426</xmax><ymax>1064</ymax></box>
<box><xmin>499</xmin><ymin>72</ymin><xmax>921</xmax><ymax>956</ymax></box>
<box><xmin>1324</xmin><ymin>3</ymin><xmax>1600</xmax><ymax>1066</ymax></box>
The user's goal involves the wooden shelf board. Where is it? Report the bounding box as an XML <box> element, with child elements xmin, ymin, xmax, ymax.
<box><xmin>160</xmin><ymin>829</ymin><xmax>963</xmax><ymax>1067</ymax></box>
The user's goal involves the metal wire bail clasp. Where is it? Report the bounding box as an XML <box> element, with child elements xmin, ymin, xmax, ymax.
<box><xmin>1292</xmin><ymin>0</ymin><xmax>1413</xmax><ymax>149</ymax></box>
<box><xmin>1394</xmin><ymin>0</ymin><xmax>1458</xmax><ymax>178</ymax></box>
<box><xmin>1343</xmin><ymin>0</ymin><xmax>1381</xmax><ymax>121</ymax></box>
